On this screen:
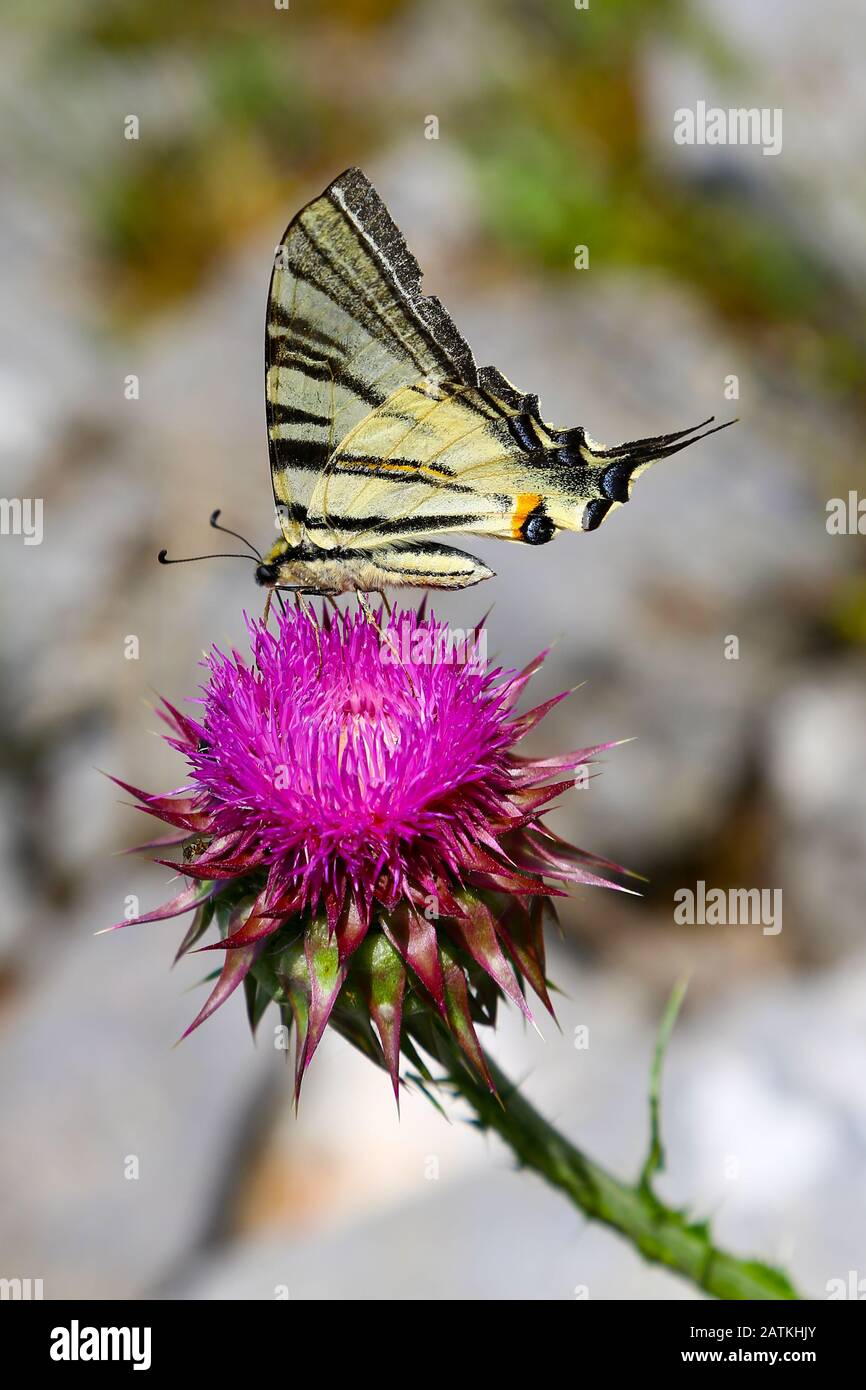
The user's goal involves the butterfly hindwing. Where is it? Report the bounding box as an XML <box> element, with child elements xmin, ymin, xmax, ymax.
<box><xmin>304</xmin><ymin>377</ymin><xmax>553</xmax><ymax>549</ymax></box>
<box><xmin>304</xmin><ymin>373</ymin><xmax>711</xmax><ymax>550</ymax></box>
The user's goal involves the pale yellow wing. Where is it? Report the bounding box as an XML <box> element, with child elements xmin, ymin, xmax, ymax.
<box><xmin>305</xmin><ymin>375</ymin><xmax>730</xmax><ymax>549</ymax></box>
<box><xmin>304</xmin><ymin>377</ymin><xmax>559</xmax><ymax>547</ymax></box>
<box><xmin>265</xmin><ymin>167</ymin><xmax>479</xmax><ymax>547</ymax></box>
<box><xmin>268</xmin><ymin>169</ymin><xmax>732</xmax><ymax>553</ymax></box>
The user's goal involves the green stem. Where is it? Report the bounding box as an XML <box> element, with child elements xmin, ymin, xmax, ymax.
<box><xmin>441</xmin><ymin>1046</ymin><xmax>800</xmax><ymax>1301</ymax></box>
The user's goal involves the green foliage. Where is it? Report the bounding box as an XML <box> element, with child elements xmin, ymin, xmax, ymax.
<box><xmin>12</xmin><ymin>0</ymin><xmax>863</xmax><ymax>409</ymax></box>
<box><xmin>639</xmin><ymin>976</ymin><xmax>689</xmax><ymax>1195</ymax></box>
<box><xmin>433</xmin><ymin>997</ymin><xmax>801</xmax><ymax>1300</ymax></box>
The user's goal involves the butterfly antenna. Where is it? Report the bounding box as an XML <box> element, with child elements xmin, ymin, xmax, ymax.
<box><xmin>209</xmin><ymin>509</ymin><xmax>263</xmax><ymax>560</ymax></box>
<box><xmin>157</xmin><ymin>549</ymin><xmax>256</xmax><ymax>565</ymax></box>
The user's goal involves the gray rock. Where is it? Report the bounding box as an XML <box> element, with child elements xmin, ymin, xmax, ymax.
<box><xmin>0</xmin><ymin>869</ymin><xmax>274</xmax><ymax>1299</ymax></box>
<box><xmin>766</xmin><ymin>668</ymin><xmax>866</xmax><ymax>956</ymax></box>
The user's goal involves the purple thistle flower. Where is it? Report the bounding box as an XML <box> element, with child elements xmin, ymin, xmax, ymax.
<box><xmin>111</xmin><ymin>605</ymin><xmax>631</xmax><ymax>1102</ymax></box>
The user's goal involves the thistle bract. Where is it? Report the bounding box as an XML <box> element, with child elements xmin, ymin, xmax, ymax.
<box><xmin>112</xmin><ymin>606</ymin><xmax>627</xmax><ymax>1102</ymax></box>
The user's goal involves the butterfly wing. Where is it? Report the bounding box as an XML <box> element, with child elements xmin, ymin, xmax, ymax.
<box><xmin>304</xmin><ymin>375</ymin><xmax>729</xmax><ymax>550</ymax></box>
<box><xmin>265</xmin><ymin>166</ymin><xmax>480</xmax><ymax>546</ymax></box>
<box><xmin>303</xmin><ymin>377</ymin><xmax>548</xmax><ymax>549</ymax></box>
<box><xmin>269</xmin><ymin>167</ymin><xmax>731</xmax><ymax>555</ymax></box>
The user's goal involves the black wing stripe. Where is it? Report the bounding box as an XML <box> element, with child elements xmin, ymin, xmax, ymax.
<box><xmin>325</xmin><ymin>465</ymin><xmax>472</xmax><ymax>490</ymax></box>
<box><xmin>292</xmin><ymin>224</ymin><xmax>435</xmax><ymax>379</ymax></box>
<box><xmin>271</xmin><ymin>352</ymin><xmax>383</xmax><ymax>409</ymax></box>
<box><xmin>333</xmin><ymin>452</ymin><xmax>456</xmax><ymax>478</ymax></box>
<box><xmin>268</xmin><ymin>404</ymin><xmax>334</xmax><ymax>429</ymax></box>
<box><xmin>271</xmin><ymin>439</ymin><xmax>334</xmax><ymax>472</ymax></box>
<box><xmin>304</xmin><ymin>511</ymin><xmax>489</xmax><ymax>537</ymax></box>
<box><xmin>267</xmin><ymin>308</ymin><xmax>347</xmax><ymax>356</ymax></box>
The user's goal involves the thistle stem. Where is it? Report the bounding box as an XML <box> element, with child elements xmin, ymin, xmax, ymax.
<box><xmin>442</xmin><ymin>1047</ymin><xmax>800</xmax><ymax>1301</ymax></box>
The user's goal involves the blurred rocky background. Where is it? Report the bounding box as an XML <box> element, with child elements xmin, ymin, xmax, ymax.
<box><xmin>0</xmin><ymin>0</ymin><xmax>864</xmax><ymax>1300</ymax></box>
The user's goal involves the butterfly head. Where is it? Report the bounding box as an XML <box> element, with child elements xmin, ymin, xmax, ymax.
<box><xmin>255</xmin><ymin>536</ymin><xmax>345</xmax><ymax>594</ymax></box>
<box><xmin>255</xmin><ymin>558</ymin><xmax>282</xmax><ymax>587</ymax></box>
<box><xmin>256</xmin><ymin>535</ymin><xmax>297</xmax><ymax>587</ymax></box>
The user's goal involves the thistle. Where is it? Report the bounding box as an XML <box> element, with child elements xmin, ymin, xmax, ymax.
<box><xmin>110</xmin><ymin>605</ymin><xmax>628</xmax><ymax>1104</ymax></box>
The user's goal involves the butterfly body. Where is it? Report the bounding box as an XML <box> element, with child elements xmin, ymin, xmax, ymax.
<box><xmin>258</xmin><ymin>167</ymin><xmax>731</xmax><ymax>595</ymax></box>
<box><xmin>256</xmin><ymin>537</ymin><xmax>493</xmax><ymax>594</ymax></box>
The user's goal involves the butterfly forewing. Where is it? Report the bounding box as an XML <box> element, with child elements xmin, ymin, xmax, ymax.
<box><xmin>265</xmin><ymin>168</ymin><xmax>479</xmax><ymax>547</ymax></box>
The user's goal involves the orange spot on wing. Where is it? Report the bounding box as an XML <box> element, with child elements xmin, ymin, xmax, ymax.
<box><xmin>511</xmin><ymin>493</ymin><xmax>542</xmax><ymax>539</ymax></box>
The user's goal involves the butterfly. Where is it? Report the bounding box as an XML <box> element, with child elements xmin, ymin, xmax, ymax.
<box><xmin>163</xmin><ymin>168</ymin><xmax>731</xmax><ymax>598</ymax></box>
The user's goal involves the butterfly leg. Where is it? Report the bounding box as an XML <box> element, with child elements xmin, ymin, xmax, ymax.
<box><xmin>355</xmin><ymin>590</ymin><xmax>380</xmax><ymax>630</ymax></box>
<box><xmin>357</xmin><ymin>590</ymin><xmax>420</xmax><ymax>699</ymax></box>
<box><xmin>294</xmin><ymin>592</ymin><xmax>323</xmax><ymax>675</ymax></box>
<box><xmin>262</xmin><ymin>587</ymin><xmax>289</xmax><ymax>627</ymax></box>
